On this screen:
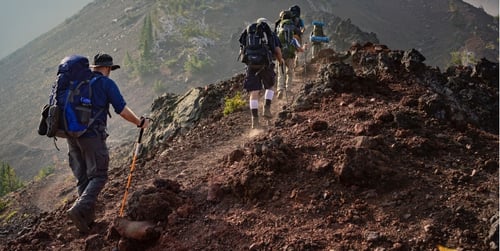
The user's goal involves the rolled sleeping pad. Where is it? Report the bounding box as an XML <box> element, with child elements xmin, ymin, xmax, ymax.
<box><xmin>311</xmin><ymin>36</ymin><xmax>329</xmax><ymax>43</ymax></box>
<box><xmin>312</xmin><ymin>21</ymin><xmax>324</xmax><ymax>27</ymax></box>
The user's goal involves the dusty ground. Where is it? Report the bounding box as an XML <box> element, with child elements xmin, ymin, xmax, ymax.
<box><xmin>0</xmin><ymin>45</ymin><xmax>498</xmax><ymax>251</ymax></box>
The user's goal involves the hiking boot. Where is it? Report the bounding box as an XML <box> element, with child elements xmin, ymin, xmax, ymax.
<box><xmin>87</xmin><ymin>207</ymin><xmax>95</xmax><ymax>227</ymax></box>
<box><xmin>67</xmin><ymin>206</ymin><xmax>90</xmax><ymax>233</ymax></box>
<box><xmin>263</xmin><ymin>106</ymin><xmax>272</xmax><ymax>119</ymax></box>
<box><xmin>251</xmin><ymin>116</ymin><xmax>260</xmax><ymax>129</ymax></box>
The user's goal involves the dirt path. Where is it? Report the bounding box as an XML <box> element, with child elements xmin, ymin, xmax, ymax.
<box><xmin>153</xmin><ymin>57</ymin><xmax>315</xmax><ymax>191</ymax></box>
<box><xmin>31</xmin><ymin>159</ymin><xmax>75</xmax><ymax>212</ymax></box>
<box><xmin>160</xmin><ymin>128</ymin><xmax>266</xmax><ymax>189</ymax></box>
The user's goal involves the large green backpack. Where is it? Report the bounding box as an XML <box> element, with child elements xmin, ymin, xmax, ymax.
<box><xmin>277</xmin><ymin>19</ymin><xmax>296</xmax><ymax>59</ymax></box>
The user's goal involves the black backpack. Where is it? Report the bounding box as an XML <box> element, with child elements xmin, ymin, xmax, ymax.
<box><xmin>290</xmin><ymin>5</ymin><xmax>301</xmax><ymax>18</ymax></box>
<box><xmin>289</xmin><ymin>6</ymin><xmax>303</xmax><ymax>37</ymax></box>
<box><xmin>240</xmin><ymin>22</ymin><xmax>271</xmax><ymax>69</ymax></box>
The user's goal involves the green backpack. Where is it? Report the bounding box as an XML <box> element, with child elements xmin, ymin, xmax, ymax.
<box><xmin>277</xmin><ymin>19</ymin><xmax>296</xmax><ymax>59</ymax></box>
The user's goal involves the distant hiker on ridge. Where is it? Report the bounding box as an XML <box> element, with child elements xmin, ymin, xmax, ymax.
<box><xmin>275</xmin><ymin>10</ymin><xmax>307</xmax><ymax>100</ymax></box>
<box><xmin>310</xmin><ymin>21</ymin><xmax>329</xmax><ymax>59</ymax></box>
<box><xmin>289</xmin><ymin>5</ymin><xmax>305</xmax><ymax>67</ymax></box>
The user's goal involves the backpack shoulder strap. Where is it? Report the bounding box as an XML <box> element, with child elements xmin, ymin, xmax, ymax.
<box><xmin>259</xmin><ymin>22</ymin><xmax>275</xmax><ymax>49</ymax></box>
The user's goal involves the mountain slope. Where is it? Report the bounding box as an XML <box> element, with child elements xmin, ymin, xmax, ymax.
<box><xmin>0</xmin><ymin>0</ymin><xmax>157</xmax><ymax>179</ymax></box>
<box><xmin>308</xmin><ymin>0</ymin><xmax>498</xmax><ymax>67</ymax></box>
<box><xmin>0</xmin><ymin>43</ymin><xmax>498</xmax><ymax>250</ymax></box>
<box><xmin>0</xmin><ymin>0</ymin><xmax>497</xmax><ymax>185</ymax></box>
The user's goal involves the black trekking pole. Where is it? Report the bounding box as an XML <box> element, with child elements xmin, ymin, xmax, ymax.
<box><xmin>303</xmin><ymin>43</ymin><xmax>308</xmax><ymax>80</ymax></box>
<box><xmin>119</xmin><ymin>127</ymin><xmax>144</xmax><ymax>217</ymax></box>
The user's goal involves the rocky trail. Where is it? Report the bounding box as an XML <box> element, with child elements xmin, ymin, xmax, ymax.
<box><xmin>0</xmin><ymin>44</ymin><xmax>498</xmax><ymax>251</ymax></box>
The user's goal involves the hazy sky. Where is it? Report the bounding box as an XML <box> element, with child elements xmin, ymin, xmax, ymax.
<box><xmin>0</xmin><ymin>0</ymin><xmax>93</xmax><ymax>60</ymax></box>
<box><xmin>0</xmin><ymin>0</ymin><xmax>496</xmax><ymax>61</ymax></box>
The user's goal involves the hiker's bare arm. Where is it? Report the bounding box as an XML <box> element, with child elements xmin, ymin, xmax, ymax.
<box><xmin>296</xmin><ymin>41</ymin><xmax>308</xmax><ymax>53</ymax></box>
<box><xmin>119</xmin><ymin>106</ymin><xmax>149</xmax><ymax>128</ymax></box>
<box><xmin>274</xmin><ymin>47</ymin><xmax>284</xmax><ymax>64</ymax></box>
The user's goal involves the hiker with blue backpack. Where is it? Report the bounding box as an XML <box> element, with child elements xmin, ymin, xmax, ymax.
<box><xmin>239</xmin><ymin>18</ymin><xmax>283</xmax><ymax>129</ymax></box>
<box><xmin>275</xmin><ymin>10</ymin><xmax>308</xmax><ymax>100</ymax></box>
<box><xmin>310</xmin><ymin>21</ymin><xmax>330</xmax><ymax>59</ymax></box>
<box><xmin>51</xmin><ymin>53</ymin><xmax>150</xmax><ymax>233</ymax></box>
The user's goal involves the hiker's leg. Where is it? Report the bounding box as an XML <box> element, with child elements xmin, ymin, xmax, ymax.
<box><xmin>244</xmin><ymin>68</ymin><xmax>262</xmax><ymax>128</ymax></box>
<box><xmin>67</xmin><ymin>136</ymin><xmax>108</xmax><ymax>232</ymax></box>
<box><xmin>67</xmin><ymin>138</ymin><xmax>88</xmax><ymax>196</ymax></box>
<box><xmin>263</xmin><ymin>89</ymin><xmax>273</xmax><ymax>118</ymax></box>
<box><xmin>68</xmin><ymin>136</ymin><xmax>108</xmax><ymax>229</ymax></box>
<box><xmin>285</xmin><ymin>58</ymin><xmax>295</xmax><ymax>93</ymax></box>
<box><xmin>277</xmin><ymin>63</ymin><xmax>285</xmax><ymax>97</ymax></box>
<box><xmin>261</xmin><ymin>66</ymin><xmax>275</xmax><ymax>118</ymax></box>
<box><xmin>312</xmin><ymin>43</ymin><xmax>318</xmax><ymax>59</ymax></box>
<box><xmin>77</xmin><ymin>136</ymin><xmax>109</xmax><ymax>213</ymax></box>
<box><xmin>295</xmin><ymin>36</ymin><xmax>303</xmax><ymax>66</ymax></box>
<box><xmin>249</xmin><ymin>90</ymin><xmax>260</xmax><ymax>128</ymax></box>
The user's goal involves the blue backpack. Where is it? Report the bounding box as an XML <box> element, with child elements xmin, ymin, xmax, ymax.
<box><xmin>38</xmin><ymin>55</ymin><xmax>104</xmax><ymax>138</ymax></box>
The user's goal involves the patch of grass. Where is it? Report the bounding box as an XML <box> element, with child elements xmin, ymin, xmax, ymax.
<box><xmin>0</xmin><ymin>198</ymin><xmax>7</xmax><ymax>213</ymax></box>
<box><xmin>163</xmin><ymin>57</ymin><xmax>179</xmax><ymax>67</ymax></box>
<box><xmin>34</xmin><ymin>166</ymin><xmax>55</xmax><ymax>182</ymax></box>
<box><xmin>184</xmin><ymin>54</ymin><xmax>214</xmax><ymax>76</ymax></box>
<box><xmin>59</xmin><ymin>198</ymin><xmax>69</xmax><ymax>208</ymax></box>
<box><xmin>485</xmin><ymin>42</ymin><xmax>496</xmax><ymax>50</ymax></box>
<box><xmin>153</xmin><ymin>79</ymin><xmax>167</xmax><ymax>94</ymax></box>
<box><xmin>2</xmin><ymin>210</ymin><xmax>17</xmax><ymax>222</ymax></box>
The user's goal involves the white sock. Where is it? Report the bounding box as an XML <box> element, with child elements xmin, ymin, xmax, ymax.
<box><xmin>249</xmin><ymin>99</ymin><xmax>259</xmax><ymax>110</ymax></box>
<box><xmin>264</xmin><ymin>89</ymin><xmax>274</xmax><ymax>100</ymax></box>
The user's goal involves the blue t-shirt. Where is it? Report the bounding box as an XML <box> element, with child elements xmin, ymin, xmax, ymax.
<box><xmin>89</xmin><ymin>72</ymin><xmax>126</xmax><ymax>128</ymax></box>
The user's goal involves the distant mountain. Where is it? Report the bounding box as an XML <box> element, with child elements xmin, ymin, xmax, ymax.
<box><xmin>464</xmin><ymin>0</ymin><xmax>499</xmax><ymax>16</ymax></box>
<box><xmin>0</xmin><ymin>0</ymin><xmax>497</xmax><ymax>180</ymax></box>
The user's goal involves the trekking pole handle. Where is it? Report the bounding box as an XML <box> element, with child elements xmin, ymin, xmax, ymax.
<box><xmin>137</xmin><ymin>116</ymin><xmax>147</xmax><ymax>128</ymax></box>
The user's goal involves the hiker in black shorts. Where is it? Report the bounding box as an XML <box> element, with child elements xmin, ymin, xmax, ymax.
<box><xmin>239</xmin><ymin>18</ymin><xmax>283</xmax><ymax>129</ymax></box>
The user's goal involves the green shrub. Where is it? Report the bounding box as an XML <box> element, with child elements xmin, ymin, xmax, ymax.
<box><xmin>223</xmin><ymin>92</ymin><xmax>247</xmax><ymax>116</ymax></box>
<box><xmin>449</xmin><ymin>51</ymin><xmax>462</xmax><ymax>66</ymax></box>
<box><xmin>485</xmin><ymin>42</ymin><xmax>496</xmax><ymax>50</ymax></box>
<box><xmin>184</xmin><ymin>54</ymin><xmax>213</xmax><ymax>75</ymax></box>
<box><xmin>448</xmin><ymin>50</ymin><xmax>477</xmax><ymax>67</ymax></box>
<box><xmin>3</xmin><ymin>210</ymin><xmax>17</xmax><ymax>221</ymax></box>
<box><xmin>153</xmin><ymin>79</ymin><xmax>167</xmax><ymax>94</ymax></box>
<box><xmin>0</xmin><ymin>198</ymin><xmax>7</xmax><ymax>213</ymax></box>
<box><xmin>163</xmin><ymin>57</ymin><xmax>179</xmax><ymax>67</ymax></box>
<box><xmin>34</xmin><ymin>166</ymin><xmax>55</xmax><ymax>182</ymax></box>
<box><xmin>0</xmin><ymin>162</ymin><xmax>23</xmax><ymax>197</ymax></box>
